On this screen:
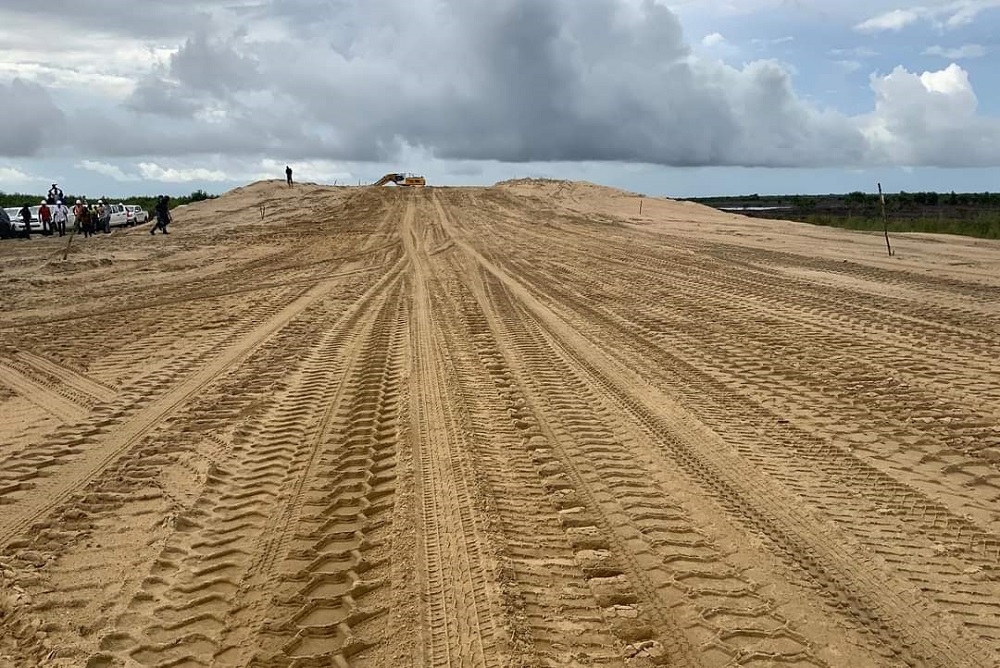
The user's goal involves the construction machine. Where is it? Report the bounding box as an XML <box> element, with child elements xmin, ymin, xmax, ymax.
<box><xmin>373</xmin><ymin>173</ymin><xmax>426</xmax><ymax>187</ymax></box>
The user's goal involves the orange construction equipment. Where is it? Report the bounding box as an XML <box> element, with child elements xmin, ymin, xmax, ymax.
<box><xmin>373</xmin><ymin>173</ymin><xmax>426</xmax><ymax>187</ymax></box>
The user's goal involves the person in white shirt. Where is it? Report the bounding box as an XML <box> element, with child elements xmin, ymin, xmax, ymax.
<box><xmin>52</xmin><ymin>200</ymin><xmax>69</xmax><ymax>237</ymax></box>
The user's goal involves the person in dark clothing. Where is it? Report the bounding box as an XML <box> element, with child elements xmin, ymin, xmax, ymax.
<box><xmin>0</xmin><ymin>207</ymin><xmax>11</xmax><ymax>239</ymax></box>
<box><xmin>79</xmin><ymin>205</ymin><xmax>92</xmax><ymax>238</ymax></box>
<box><xmin>151</xmin><ymin>196</ymin><xmax>171</xmax><ymax>234</ymax></box>
<box><xmin>18</xmin><ymin>204</ymin><xmax>32</xmax><ymax>238</ymax></box>
<box><xmin>285</xmin><ymin>165</ymin><xmax>292</xmax><ymax>186</ymax></box>
<box><xmin>47</xmin><ymin>184</ymin><xmax>63</xmax><ymax>205</ymax></box>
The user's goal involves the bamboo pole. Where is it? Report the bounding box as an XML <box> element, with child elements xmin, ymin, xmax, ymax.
<box><xmin>61</xmin><ymin>220</ymin><xmax>78</xmax><ymax>261</ymax></box>
<box><xmin>878</xmin><ymin>182</ymin><xmax>893</xmax><ymax>257</ymax></box>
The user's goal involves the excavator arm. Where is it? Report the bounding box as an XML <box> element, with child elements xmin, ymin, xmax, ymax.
<box><xmin>373</xmin><ymin>173</ymin><xmax>404</xmax><ymax>186</ymax></box>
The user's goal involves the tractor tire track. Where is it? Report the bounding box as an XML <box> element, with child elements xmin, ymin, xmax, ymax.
<box><xmin>435</xmin><ymin>194</ymin><xmax>995</xmax><ymax>667</ymax></box>
<box><xmin>405</xmin><ymin>194</ymin><xmax>504</xmax><ymax>668</ymax></box>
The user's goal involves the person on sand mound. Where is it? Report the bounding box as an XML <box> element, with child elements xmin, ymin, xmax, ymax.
<box><xmin>151</xmin><ymin>195</ymin><xmax>172</xmax><ymax>235</ymax></box>
<box><xmin>286</xmin><ymin>165</ymin><xmax>293</xmax><ymax>186</ymax></box>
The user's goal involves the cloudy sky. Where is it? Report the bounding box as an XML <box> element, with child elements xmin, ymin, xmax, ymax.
<box><xmin>1</xmin><ymin>0</ymin><xmax>999</xmax><ymax>197</ymax></box>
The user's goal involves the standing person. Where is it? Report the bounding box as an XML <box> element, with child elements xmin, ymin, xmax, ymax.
<box><xmin>47</xmin><ymin>183</ymin><xmax>63</xmax><ymax>204</ymax></box>
<box><xmin>78</xmin><ymin>204</ymin><xmax>89</xmax><ymax>238</ymax></box>
<box><xmin>89</xmin><ymin>204</ymin><xmax>99</xmax><ymax>237</ymax></box>
<box><xmin>38</xmin><ymin>200</ymin><xmax>52</xmax><ymax>235</ymax></box>
<box><xmin>0</xmin><ymin>206</ymin><xmax>11</xmax><ymax>240</ymax></box>
<box><xmin>52</xmin><ymin>200</ymin><xmax>68</xmax><ymax>237</ymax></box>
<box><xmin>18</xmin><ymin>203</ymin><xmax>32</xmax><ymax>239</ymax></box>
<box><xmin>151</xmin><ymin>195</ymin><xmax>171</xmax><ymax>234</ymax></box>
<box><xmin>98</xmin><ymin>200</ymin><xmax>111</xmax><ymax>233</ymax></box>
<box><xmin>285</xmin><ymin>165</ymin><xmax>292</xmax><ymax>186</ymax></box>
<box><xmin>72</xmin><ymin>200</ymin><xmax>85</xmax><ymax>235</ymax></box>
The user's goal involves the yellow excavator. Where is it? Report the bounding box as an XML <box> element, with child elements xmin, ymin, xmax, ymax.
<box><xmin>373</xmin><ymin>173</ymin><xmax>426</xmax><ymax>187</ymax></box>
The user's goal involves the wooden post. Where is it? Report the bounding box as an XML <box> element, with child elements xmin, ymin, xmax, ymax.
<box><xmin>639</xmin><ymin>198</ymin><xmax>643</xmax><ymax>215</ymax></box>
<box><xmin>878</xmin><ymin>182</ymin><xmax>893</xmax><ymax>257</ymax></box>
<box><xmin>61</xmin><ymin>221</ymin><xmax>78</xmax><ymax>260</ymax></box>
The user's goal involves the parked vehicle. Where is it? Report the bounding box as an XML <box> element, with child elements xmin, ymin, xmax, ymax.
<box><xmin>4</xmin><ymin>206</ymin><xmax>47</xmax><ymax>234</ymax></box>
<box><xmin>124</xmin><ymin>204</ymin><xmax>147</xmax><ymax>225</ymax></box>
<box><xmin>107</xmin><ymin>203</ymin><xmax>129</xmax><ymax>228</ymax></box>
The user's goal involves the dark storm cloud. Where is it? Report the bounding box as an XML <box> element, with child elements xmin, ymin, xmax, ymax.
<box><xmin>127</xmin><ymin>80</ymin><xmax>203</xmax><ymax>118</ymax></box>
<box><xmin>0</xmin><ymin>79</ymin><xmax>65</xmax><ymax>156</ymax></box>
<box><xmin>169</xmin><ymin>29</ymin><xmax>261</xmax><ymax>95</ymax></box>
<box><xmin>253</xmin><ymin>0</ymin><xmax>867</xmax><ymax>166</ymax></box>
<box><xmin>2</xmin><ymin>0</ymin><xmax>998</xmax><ymax>166</ymax></box>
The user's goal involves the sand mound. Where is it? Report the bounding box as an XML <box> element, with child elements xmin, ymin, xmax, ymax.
<box><xmin>0</xmin><ymin>183</ymin><xmax>998</xmax><ymax>667</ymax></box>
<box><xmin>496</xmin><ymin>177</ymin><xmax>644</xmax><ymax>200</ymax></box>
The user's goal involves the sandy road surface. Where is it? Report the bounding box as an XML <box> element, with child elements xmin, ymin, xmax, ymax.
<box><xmin>1</xmin><ymin>179</ymin><xmax>999</xmax><ymax>667</ymax></box>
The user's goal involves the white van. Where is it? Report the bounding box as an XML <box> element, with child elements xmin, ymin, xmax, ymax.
<box><xmin>124</xmin><ymin>205</ymin><xmax>147</xmax><ymax>225</ymax></box>
<box><xmin>108</xmin><ymin>203</ymin><xmax>128</xmax><ymax>228</ymax></box>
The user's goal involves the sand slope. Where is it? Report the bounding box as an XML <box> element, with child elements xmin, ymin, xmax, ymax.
<box><xmin>1</xmin><ymin>180</ymin><xmax>998</xmax><ymax>667</ymax></box>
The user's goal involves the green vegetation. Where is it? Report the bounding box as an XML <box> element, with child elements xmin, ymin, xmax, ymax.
<box><xmin>687</xmin><ymin>191</ymin><xmax>1000</xmax><ymax>240</ymax></box>
<box><xmin>0</xmin><ymin>189</ymin><xmax>216</xmax><ymax>211</ymax></box>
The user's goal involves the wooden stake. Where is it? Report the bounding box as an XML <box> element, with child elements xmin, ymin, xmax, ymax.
<box><xmin>639</xmin><ymin>198</ymin><xmax>643</xmax><ymax>215</ymax></box>
<box><xmin>878</xmin><ymin>182</ymin><xmax>893</xmax><ymax>257</ymax></box>
<box><xmin>61</xmin><ymin>223</ymin><xmax>78</xmax><ymax>261</ymax></box>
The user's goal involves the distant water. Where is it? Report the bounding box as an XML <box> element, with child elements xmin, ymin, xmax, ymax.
<box><xmin>719</xmin><ymin>206</ymin><xmax>793</xmax><ymax>212</ymax></box>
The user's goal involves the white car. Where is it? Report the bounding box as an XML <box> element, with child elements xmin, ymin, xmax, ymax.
<box><xmin>108</xmin><ymin>203</ymin><xmax>129</xmax><ymax>228</ymax></box>
<box><xmin>124</xmin><ymin>205</ymin><xmax>147</xmax><ymax>226</ymax></box>
<box><xmin>4</xmin><ymin>206</ymin><xmax>46</xmax><ymax>234</ymax></box>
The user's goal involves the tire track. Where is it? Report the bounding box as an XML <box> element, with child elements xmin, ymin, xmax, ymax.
<box><xmin>16</xmin><ymin>351</ymin><xmax>117</xmax><ymax>402</ymax></box>
<box><xmin>0</xmin><ymin>357</ymin><xmax>90</xmax><ymax>423</ymax></box>
<box><xmin>404</xmin><ymin>194</ymin><xmax>504</xmax><ymax>668</ymax></box>
<box><xmin>8</xmin><ymin>278</ymin><xmax>380</xmax><ymax>666</ymax></box>
<box><xmin>250</xmin><ymin>291</ymin><xmax>407</xmax><ymax>667</ymax></box>
<box><xmin>0</xmin><ymin>286</ymin><xmax>299</xmax><ymax>512</ymax></box>
<box><xmin>87</xmin><ymin>257</ymin><xmax>405</xmax><ymax>667</ymax></box>
<box><xmin>0</xmin><ymin>277</ymin><xmax>352</xmax><ymax>550</ymax></box>
<box><xmin>487</xmin><ymin>223</ymin><xmax>1000</xmax><ymax>650</ymax></box>
<box><xmin>476</xmin><ymin>268</ymin><xmax>823</xmax><ymax>668</ymax></box>
<box><xmin>438</xmin><ymin>262</ymin><xmax>641</xmax><ymax>667</ymax></box>
<box><xmin>436</xmin><ymin>196</ymin><xmax>995</xmax><ymax>667</ymax></box>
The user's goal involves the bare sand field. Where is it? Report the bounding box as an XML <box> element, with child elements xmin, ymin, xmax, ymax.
<box><xmin>1</xmin><ymin>180</ymin><xmax>999</xmax><ymax>667</ymax></box>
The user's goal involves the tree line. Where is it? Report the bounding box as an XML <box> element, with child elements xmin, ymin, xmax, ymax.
<box><xmin>0</xmin><ymin>189</ymin><xmax>215</xmax><ymax>210</ymax></box>
<box><xmin>688</xmin><ymin>191</ymin><xmax>1000</xmax><ymax>239</ymax></box>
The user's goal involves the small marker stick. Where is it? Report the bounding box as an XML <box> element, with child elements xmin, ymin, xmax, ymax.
<box><xmin>878</xmin><ymin>182</ymin><xmax>893</xmax><ymax>257</ymax></box>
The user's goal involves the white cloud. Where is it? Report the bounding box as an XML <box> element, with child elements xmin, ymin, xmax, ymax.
<box><xmin>923</xmin><ymin>44</ymin><xmax>988</xmax><ymax>59</ymax></box>
<box><xmin>862</xmin><ymin>63</ymin><xmax>1000</xmax><ymax>166</ymax></box>
<box><xmin>855</xmin><ymin>8</ymin><xmax>922</xmax><ymax>32</ymax></box>
<box><xmin>701</xmin><ymin>32</ymin><xmax>726</xmax><ymax>47</ymax></box>
<box><xmin>943</xmin><ymin>0</ymin><xmax>1000</xmax><ymax>27</ymax></box>
<box><xmin>855</xmin><ymin>1</ymin><xmax>1000</xmax><ymax>33</ymax></box>
<box><xmin>138</xmin><ymin>163</ymin><xmax>229</xmax><ymax>182</ymax></box>
<box><xmin>1</xmin><ymin>1</ymin><xmax>1000</xmax><ymax>175</ymax></box>
<box><xmin>835</xmin><ymin>60</ymin><xmax>864</xmax><ymax>72</ymax></box>
<box><xmin>829</xmin><ymin>46</ymin><xmax>879</xmax><ymax>59</ymax></box>
<box><xmin>78</xmin><ymin>160</ymin><xmax>139</xmax><ymax>181</ymax></box>
<box><xmin>0</xmin><ymin>166</ymin><xmax>34</xmax><ymax>183</ymax></box>
<box><xmin>253</xmin><ymin>159</ymin><xmax>353</xmax><ymax>183</ymax></box>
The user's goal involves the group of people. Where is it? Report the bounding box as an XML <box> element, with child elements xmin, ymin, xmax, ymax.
<box><xmin>71</xmin><ymin>199</ymin><xmax>112</xmax><ymax>238</ymax></box>
<box><xmin>0</xmin><ymin>182</ymin><xmax>174</xmax><ymax>241</ymax></box>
